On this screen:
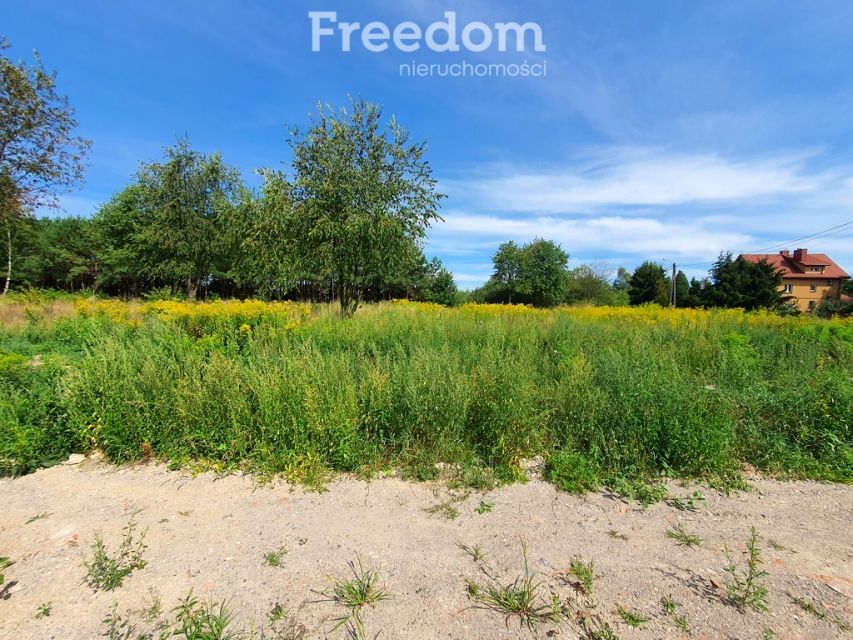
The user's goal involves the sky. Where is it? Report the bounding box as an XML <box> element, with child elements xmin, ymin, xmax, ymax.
<box><xmin>4</xmin><ymin>0</ymin><xmax>853</xmax><ymax>288</ymax></box>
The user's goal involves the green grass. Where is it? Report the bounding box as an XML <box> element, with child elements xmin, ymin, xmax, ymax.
<box><xmin>661</xmin><ymin>594</ymin><xmax>690</xmax><ymax>631</ymax></box>
<box><xmin>321</xmin><ymin>556</ymin><xmax>391</xmax><ymax>637</ymax></box>
<box><xmin>25</xmin><ymin>511</ymin><xmax>51</xmax><ymax>524</ymax></box>
<box><xmin>172</xmin><ymin>591</ymin><xmax>236</xmax><ymax>640</ymax></box>
<box><xmin>616</xmin><ymin>605</ymin><xmax>649</xmax><ymax>628</ymax></box>
<box><xmin>668</xmin><ymin>490</ymin><xmax>706</xmax><ymax>512</ymax></box>
<box><xmin>567</xmin><ymin>557</ymin><xmax>596</xmax><ymax>598</ymax></box>
<box><xmin>467</xmin><ymin>543</ymin><xmax>566</xmax><ymax>631</ymax></box>
<box><xmin>788</xmin><ymin>592</ymin><xmax>850</xmax><ymax>631</ymax></box>
<box><xmin>103</xmin><ymin>591</ymin><xmax>238</xmax><ymax>640</ymax></box>
<box><xmin>1</xmin><ymin>301</ymin><xmax>851</xmax><ymax>488</ymax></box>
<box><xmin>424</xmin><ymin>490</ymin><xmax>469</xmax><ymax>520</ymax></box>
<box><xmin>0</xmin><ymin>556</ymin><xmax>13</xmax><ymax>588</ymax></box>
<box><xmin>264</xmin><ymin>546</ymin><xmax>289</xmax><ymax>567</ymax></box>
<box><xmin>666</xmin><ymin>523</ymin><xmax>703</xmax><ymax>548</ymax></box>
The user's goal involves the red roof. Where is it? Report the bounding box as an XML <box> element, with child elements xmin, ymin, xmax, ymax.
<box><xmin>739</xmin><ymin>249</ymin><xmax>849</xmax><ymax>280</ymax></box>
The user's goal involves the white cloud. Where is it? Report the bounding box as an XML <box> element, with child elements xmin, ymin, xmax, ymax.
<box><xmin>435</xmin><ymin>212</ymin><xmax>749</xmax><ymax>260</ymax></box>
<box><xmin>443</xmin><ymin>147</ymin><xmax>825</xmax><ymax>214</ymax></box>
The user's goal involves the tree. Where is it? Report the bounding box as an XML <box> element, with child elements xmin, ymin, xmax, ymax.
<box><xmin>38</xmin><ymin>217</ymin><xmax>98</xmax><ymax>291</ymax></box>
<box><xmin>425</xmin><ymin>258</ymin><xmax>458</xmax><ymax>306</ymax></box>
<box><xmin>517</xmin><ymin>238</ymin><xmax>569</xmax><ymax>307</ymax></box>
<box><xmin>613</xmin><ymin>266</ymin><xmax>632</xmax><ymax>292</ymax></box>
<box><xmin>91</xmin><ymin>185</ymin><xmax>149</xmax><ymax>297</ymax></box>
<box><xmin>688</xmin><ymin>277</ymin><xmax>707</xmax><ymax>307</ymax></box>
<box><xmin>814</xmin><ymin>297</ymin><xmax>853</xmax><ymax>318</ymax></box>
<box><xmin>467</xmin><ymin>278</ymin><xmax>508</xmax><ymax>304</ymax></box>
<box><xmin>0</xmin><ymin>37</ymin><xmax>90</xmax><ymax>294</ymax></box>
<box><xmin>0</xmin><ymin>175</ymin><xmax>23</xmax><ymax>294</ymax></box>
<box><xmin>285</xmin><ymin>98</ymin><xmax>444</xmax><ymax>316</ymax></box>
<box><xmin>566</xmin><ymin>262</ymin><xmax>626</xmax><ymax>306</ymax></box>
<box><xmin>135</xmin><ymin>139</ymin><xmax>244</xmax><ymax>301</ymax></box>
<box><xmin>224</xmin><ymin>172</ymin><xmax>294</xmax><ymax>298</ymax></box>
<box><xmin>703</xmin><ymin>252</ymin><xmax>784</xmax><ymax>310</ymax></box>
<box><xmin>674</xmin><ymin>270</ymin><xmax>693</xmax><ymax>307</ymax></box>
<box><xmin>478</xmin><ymin>238</ymin><xmax>570</xmax><ymax>307</ymax></box>
<box><xmin>628</xmin><ymin>261</ymin><xmax>669</xmax><ymax>305</ymax></box>
<box><xmin>492</xmin><ymin>240</ymin><xmax>523</xmax><ymax>303</ymax></box>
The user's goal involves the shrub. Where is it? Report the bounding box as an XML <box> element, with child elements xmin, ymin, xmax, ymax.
<box><xmin>545</xmin><ymin>451</ymin><xmax>600</xmax><ymax>493</ymax></box>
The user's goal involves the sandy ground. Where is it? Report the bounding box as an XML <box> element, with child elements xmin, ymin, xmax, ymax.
<box><xmin>0</xmin><ymin>459</ymin><xmax>851</xmax><ymax>640</ymax></box>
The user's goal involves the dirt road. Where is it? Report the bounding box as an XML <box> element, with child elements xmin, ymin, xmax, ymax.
<box><xmin>1</xmin><ymin>460</ymin><xmax>850</xmax><ymax>639</ymax></box>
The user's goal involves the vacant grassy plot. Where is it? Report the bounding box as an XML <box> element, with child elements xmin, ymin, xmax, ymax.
<box><xmin>0</xmin><ymin>298</ymin><xmax>850</xmax><ymax>487</ymax></box>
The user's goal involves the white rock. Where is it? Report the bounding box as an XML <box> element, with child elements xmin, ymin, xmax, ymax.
<box><xmin>62</xmin><ymin>453</ymin><xmax>85</xmax><ymax>465</ymax></box>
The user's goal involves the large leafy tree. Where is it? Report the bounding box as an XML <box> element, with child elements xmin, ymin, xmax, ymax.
<box><xmin>628</xmin><ymin>261</ymin><xmax>670</xmax><ymax>306</ymax></box>
<box><xmin>91</xmin><ymin>185</ymin><xmax>149</xmax><ymax>296</ymax></box>
<box><xmin>517</xmin><ymin>238</ymin><xmax>569</xmax><ymax>307</ymax></box>
<box><xmin>477</xmin><ymin>238</ymin><xmax>570</xmax><ymax>306</ymax></box>
<box><xmin>285</xmin><ymin>98</ymin><xmax>444</xmax><ymax>316</ymax></box>
<box><xmin>135</xmin><ymin>139</ymin><xmax>244</xmax><ymax>300</ymax></box>
<box><xmin>491</xmin><ymin>240</ymin><xmax>523</xmax><ymax>303</ymax></box>
<box><xmin>228</xmin><ymin>170</ymin><xmax>295</xmax><ymax>298</ymax></box>
<box><xmin>703</xmin><ymin>252</ymin><xmax>784</xmax><ymax>310</ymax></box>
<box><xmin>0</xmin><ymin>36</ymin><xmax>90</xmax><ymax>294</ymax></box>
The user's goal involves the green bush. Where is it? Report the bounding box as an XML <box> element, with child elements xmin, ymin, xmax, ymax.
<box><xmin>545</xmin><ymin>451</ymin><xmax>601</xmax><ymax>493</ymax></box>
<box><xmin>0</xmin><ymin>354</ymin><xmax>79</xmax><ymax>475</ymax></box>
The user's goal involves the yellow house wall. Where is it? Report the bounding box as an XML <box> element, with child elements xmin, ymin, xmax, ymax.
<box><xmin>781</xmin><ymin>278</ymin><xmax>842</xmax><ymax>311</ymax></box>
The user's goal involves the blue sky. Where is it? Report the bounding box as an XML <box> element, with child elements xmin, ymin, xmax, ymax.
<box><xmin>5</xmin><ymin>0</ymin><xmax>853</xmax><ymax>287</ymax></box>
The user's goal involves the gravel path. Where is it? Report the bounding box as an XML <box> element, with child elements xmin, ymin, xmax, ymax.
<box><xmin>1</xmin><ymin>460</ymin><xmax>851</xmax><ymax>639</ymax></box>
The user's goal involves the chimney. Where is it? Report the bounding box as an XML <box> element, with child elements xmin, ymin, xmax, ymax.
<box><xmin>780</xmin><ymin>250</ymin><xmax>790</xmax><ymax>257</ymax></box>
<box><xmin>793</xmin><ymin>248</ymin><xmax>807</xmax><ymax>261</ymax></box>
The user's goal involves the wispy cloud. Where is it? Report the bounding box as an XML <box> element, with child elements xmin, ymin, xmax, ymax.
<box><xmin>431</xmin><ymin>146</ymin><xmax>853</xmax><ymax>286</ymax></box>
<box><xmin>443</xmin><ymin>147</ymin><xmax>825</xmax><ymax>214</ymax></box>
<box><xmin>435</xmin><ymin>212</ymin><xmax>750</xmax><ymax>258</ymax></box>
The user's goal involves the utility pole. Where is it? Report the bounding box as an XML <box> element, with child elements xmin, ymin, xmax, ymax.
<box><xmin>670</xmin><ymin>262</ymin><xmax>677</xmax><ymax>307</ymax></box>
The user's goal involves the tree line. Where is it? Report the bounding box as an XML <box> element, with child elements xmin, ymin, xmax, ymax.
<box><xmin>7</xmin><ymin>132</ymin><xmax>458</xmax><ymax>310</ymax></box>
<box><xmin>2</xmin><ymin>37</ymin><xmax>848</xmax><ymax>316</ymax></box>
<box><xmin>1</xmin><ymin>37</ymin><xmax>459</xmax><ymax>313</ymax></box>
<box><xmin>468</xmin><ymin>239</ymin><xmax>804</xmax><ymax>311</ymax></box>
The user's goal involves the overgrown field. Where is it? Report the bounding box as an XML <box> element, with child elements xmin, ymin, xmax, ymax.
<box><xmin>1</xmin><ymin>298</ymin><xmax>851</xmax><ymax>488</ymax></box>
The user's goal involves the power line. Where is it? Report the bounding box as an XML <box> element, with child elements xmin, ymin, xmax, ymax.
<box><xmin>670</xmin><ymin>219</ymin><xmax>853</xmax><ymax>271</ymax></box>
<box><xmin>749</xmin><ymin>220</ymin><xmax>853</xmax><ymax>254</ymax></box>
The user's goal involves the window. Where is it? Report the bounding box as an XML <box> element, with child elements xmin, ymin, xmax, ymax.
<box><xmin>808</xmin><ymin>301</ymin><xmax>816</xmax><ymax>310</ymax></box>
<box><xmin>809</xmin><ymin>266</ymin><xmax>822</xmax><ymax>272</ymax></box>
<box><xmin>784</xmin><ymin>284</ymin><xmax>793</xmax><ymax>294</ymax></box>
<box><xmin>827</xmin><ymin>280</ymin><xmax>834</xmax><ymax>286</ymax></box>
<box><xmin>809</xmin><ymin>284</ymin><xmax>817</xmax><ymax>293</ymax></box>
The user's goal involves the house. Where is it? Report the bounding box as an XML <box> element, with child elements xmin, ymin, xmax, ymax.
<box><xmin>738</xmin><ymin>248</ymin><xmax>849</xmax><ymax>312</ymax></box>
